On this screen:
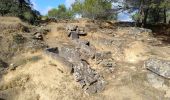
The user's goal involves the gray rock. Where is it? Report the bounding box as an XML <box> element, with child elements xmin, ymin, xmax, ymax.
<box><xmin>145</xmin><ymin>58</ymin><xmax>170</xmax><ymax>79</ymax></box>
<box><xmin>95</xmin><ymin>51</ymin><xmax>112</xmax><ymax>62</ymax></box>
<box><xmin>72</xmin><ymin>39</ymin><xmax>89</xmax><ymax>48</ymax></box>
<box><xmin>73</xmin><ymin>61</ymin><xmax>105</xmax><ymax>94</ymax></box>
<box><xmin>58</xmin><ymin>46</ymin><xmax>81</xmax><ymax>63</ymax></box>
<box><xmin>69</xmin><ymin>31</ymin><xmax>79</xmax><ymax>39</ymax></box>
<box><xmin>79</xmin><ymin>44</ymin><xmax>96</xmax><ymax>60</ymax></box>
<box><xmin>78</xmin><ymin>31</ymin><xmax>87</xmax><ymax>35</ymax></box>
<box><xmin>147</xmin><ymin>72</ymin><xmax>166</xmax><ymax>88</ymax></box>
<box><xmin>45</xmin><ymin>47</ymin><xmax>73</xmax><ymax>74</ymax></box>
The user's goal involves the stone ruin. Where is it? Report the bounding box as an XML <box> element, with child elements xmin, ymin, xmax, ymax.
<box><xmin>44</xmin><ymin>25</ymin><xmax>114</xmax><ymax>94</ymax></box>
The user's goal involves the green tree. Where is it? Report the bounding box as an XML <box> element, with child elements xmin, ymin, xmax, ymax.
<box><xmin>0</xmin><ymin>0</ymin><xmax>40</xmax><ymax>24</ymax></box>
<box><xmin>117</xmin><ymin>0</ymin><xmax>170</xmax><ymax>26</ymax></box>
<box><xmin>48</xmin><ymin>4</ymin><xmax>73</xmax><ymax>19</ymax></box>
<box><xmin>72</xmin><ymin>0</ymin><xmax>115</xmax><ymax>20</ymax></box>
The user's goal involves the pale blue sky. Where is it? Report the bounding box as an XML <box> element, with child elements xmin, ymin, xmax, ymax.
<box><xmin>31</xmin><ymin>0</ymin><xmax>132</xmax><ymax>21</ymax></box>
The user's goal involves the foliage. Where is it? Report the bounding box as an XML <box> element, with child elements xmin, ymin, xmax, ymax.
<box><xmin>0</xmin><ymin>0</ymin><xmax>40</xmax><ymax>24</ymax></box>
<box><xmin>112</xmin><ymin>0</ymin><xmax>170</xmax><ymax>26</ymax></box>
<box><xmin>72</xmin><ymin>0</ymin><xmax>116</xmax><ymax>20</ymax></box>
<box><xmin>48</xmin><ymin>4</ymin><xmax>73</xmax><ymax>19</ymax></box>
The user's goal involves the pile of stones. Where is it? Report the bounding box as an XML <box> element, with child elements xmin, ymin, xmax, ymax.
<box><xmin>45</xmin><ymin>46</ymin><xmax>106</xmax><ymax>94</ymax></box>
<box><xmin>66</xmin><ymin>25</ymin><xmax>87</xmax><ymax>39</ymax></box>
<box><xmin>44</xmin><ymin>25</ymin><xmax>109</xmax><ymax>94</ymax></box>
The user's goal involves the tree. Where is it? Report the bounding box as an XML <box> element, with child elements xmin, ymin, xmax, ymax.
<box><xmin>48</xmin><ymin>4</ymin><xmax>73</xmax><ymax>19</ymax></box>
<box><xmin>0</xmin><ymin>0</ymin><xmax>40</xmax><ymax>24</ymax></box>
<box><xmin>116</xmin><ymin>0</ymin><xmax>170</xmax><ymax>26</ymax></box>
<box><xmin>72</xmin><ymin>0</ymin><xmax>116</xmax><ymax>20</ymax></box>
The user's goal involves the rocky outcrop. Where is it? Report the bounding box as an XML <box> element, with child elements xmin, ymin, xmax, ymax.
<box><xmin>145</xmin><ymin>58</ymin><xmax>170</xmax><ymax>79</ymax></box>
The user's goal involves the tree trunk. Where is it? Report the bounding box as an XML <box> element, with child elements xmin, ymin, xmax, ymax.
<box><xmin>142</xmin><ymin>9</ymin><xmax>148</xmax><ymax>27</ymax></box>
<box><xmin>163</xmin><ymin>7</ymin><xmax>167</xmax><ymax>23</ymax></box>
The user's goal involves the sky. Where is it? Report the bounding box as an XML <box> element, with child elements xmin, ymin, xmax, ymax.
<box><xmin>31</xmin><ymin>0</ymin><xmax>132</xmax><ymax>21</ymax></box>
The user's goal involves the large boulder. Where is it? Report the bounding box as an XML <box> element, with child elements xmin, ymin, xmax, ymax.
<box><xmin>145</xmin><ymin>58</ymin><xmax>170</xmax><ymax>79</ymax></box>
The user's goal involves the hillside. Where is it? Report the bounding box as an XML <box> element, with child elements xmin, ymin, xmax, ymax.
<box><xmin>0</xmin><ymin>17</ymin><xmax>170</xmax><ymax>100</ymax></box>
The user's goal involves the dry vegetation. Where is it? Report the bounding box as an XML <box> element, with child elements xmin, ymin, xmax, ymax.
<box><xmin>0</xmin><ymin>17</ymin><xmax>170</xmax><ymax>100</ymax></box>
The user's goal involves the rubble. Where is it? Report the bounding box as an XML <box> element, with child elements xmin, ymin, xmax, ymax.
<box><xmin>66</xmin><ymin>25</ymin><xmax>87</xmax><ymax>39</ymax></box>
<box><xmin>45</xmin><ymin>46</ymin><xmax>105</xmax><ymax>94</ymax></box>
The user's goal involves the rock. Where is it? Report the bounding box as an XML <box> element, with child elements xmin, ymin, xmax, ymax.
<box><xmin>78</xmin><ymin>31</ymin><xmax>87</xmax><ymax>35</ymax></box>
<box><xmin>69</xmin><ymin>31</ymin><xmax>79</xmax><ymax>39</ymax></box>
<box><xmin>73</xmin><ymin>61</ymin><xmax>105</xmax><ymax>94</ymax></box>
<box><xmin>58</xmin><ymin>46</ymin><xmax>81</xmax><ymax>63</ymax></box>
<box><xmin>33</xmin><ymin>32</ymin><xmax>43</xmax><ymax>40</ymax></box>
<box><xmin>45</xmin><ymin>47</ymin><xmax>73</xmax><ymax>74</ymax></box>
<box><xmin>147</xmin><ymin>72</ymin><xmax>166</xmax><ymax>89</ymax></box>
<box><xmin>72</xmin><ymin>39</ymin><xmax>90</xmax><ymax>47</ymax></box>
<box><xmin>95</xmin><ymin>51</ymin><xmax>112</xmax><ymax>62</ymax></box>
<box><xmin>145</xmin><ymin>58</ymin><xmax>170</xmax><ymax>79</ymax></box>
<box><xmin>79</xmin><ymin>44</ymin><xmax>96</xmax><ymax>60</ymax></box>
<box><xmin>73</xmin><ymin>61</ymin><xmax>96</xmax><ymax>83</ymax></box>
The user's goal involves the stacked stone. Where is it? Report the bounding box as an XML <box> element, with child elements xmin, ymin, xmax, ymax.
<box><xmin>66</xmin><ymin>25</ymin><xmax>87</xmax><ymax>40</ymax></box>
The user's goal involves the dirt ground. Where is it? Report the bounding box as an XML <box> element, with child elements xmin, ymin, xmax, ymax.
<box><xmin>0</xmin><ymin>17</ymin><xmax>170</xmax><ymax>100</ymax></box>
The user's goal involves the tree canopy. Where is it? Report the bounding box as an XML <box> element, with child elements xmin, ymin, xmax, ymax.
<box><xmin>112</xmin><ymin>0</ymin><xmax>170</xmax><ymax>26</ymax></box>
<box><xmin>72</xmin><ymin>0</ymin><xmax>117</xmax><ymax>20</ymax></box>
<box><xmin>0</xmin><ymin>0</ymin><xmax>40</xmax><ymax>24</ymax></box>
<box><xmin>47</xmin><ymin>4</ymin><xmax>73</xmax><ymax>19</ymax></box>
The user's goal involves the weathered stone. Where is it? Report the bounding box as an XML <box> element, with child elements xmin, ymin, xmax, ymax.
<box><xmin>145</xmin><ymin>58</ymin><xmax>170</xmax><ymax>79</ymax></box>
<box><xmin>95</xmin><ymin>51</ymin><xmax>112</xmax><ymax>62</ymax></box>
<box><xmin>45</xmin><ymin>48</ymin><xmax>73</xmax><ymax>74</ymax></box>
<box><xmin>78</xmin><ymin>31</ymin><xmax>87</xmax><ymax>35</ymax></box>
<box><xmin>79</xmin><ymin>44</ymin><xmax>96</xmax><ymax>60</ymax></box>
<box><xmin>147</xmin><ymin>72</ymin><xmax>166</xmax><ymax>89</ymax></box>
<box><xmin>72</xmin><ymin>39</ymin><xmax>90</xmax><ymax>48</ymax></box>
<box><xmin>58</xmin><ymin>46</ymin><xmax>81</xmax><ymax>63</ymax></box>
<box><xmin>85</xmin><ymin>84</ymin><xmax>97</xmax><ymax>94</ymax></box>
<box><xmin>69</xmin><ymin>31</ymin><xmax>79</xmax><ymax>39</ymax></box>
<box><xmin>73</xmin><ymin>61</ymin><xmax>105</xmax><ymax>94</ymax></box>
<box><xmin>84</xmin><ymin>77</ymin><xmax>105</xmax><ymax>94</ymax></box>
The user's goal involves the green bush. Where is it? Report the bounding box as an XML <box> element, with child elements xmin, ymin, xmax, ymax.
<box><xmin>22</xmin><ymin>12</ymin><xmax>35</xmax><ymax>23</ymax></box>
